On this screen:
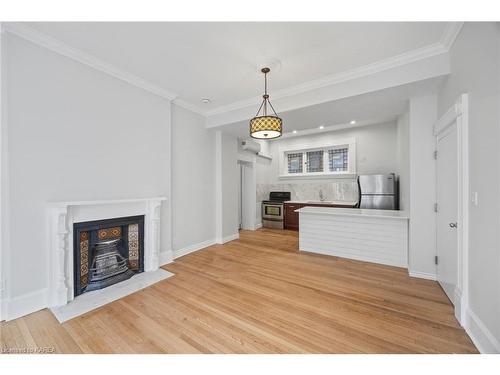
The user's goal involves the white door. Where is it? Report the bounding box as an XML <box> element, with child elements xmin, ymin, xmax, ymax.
<box><xmin>436</xmin><ymin>122</ymin><xmax>459</xmax><ymax>304</ymax></box>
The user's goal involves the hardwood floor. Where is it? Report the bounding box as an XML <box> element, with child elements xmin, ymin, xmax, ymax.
<box><xmin>0</xmin><ymin>229</ymin><xmax>477</xmax><ymax>353</ymax></box>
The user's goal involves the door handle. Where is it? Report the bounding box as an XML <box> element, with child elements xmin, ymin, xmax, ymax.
<box><xmin>449</xmin><ymin>222</ymin><xmax>458</xmax><ymax>228</ymax></box>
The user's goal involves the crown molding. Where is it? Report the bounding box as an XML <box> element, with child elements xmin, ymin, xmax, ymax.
<box><xmin>3</xmin><ymin>22</ymin><xmax>463</xmax><ymax>120</ymax></box>
<box><xmin>205</xmin><ymin>42</ymin><xmax>448</xmax><ymax>117</ymax></box>
<box><xmin>172</xmin><ymin>98</ymin><xmax>207</xmax><ymax>115</ymax></box>
<box><xmin>440</xmin><ymin>22</ymin><xmax>464</xmax><ymax>51</ymax></box>
<box><xmin>205</xmin><ymin>22</ymin><xmax>462</xmax><ymax>119</ymax></box>
<box><xmin>3</xmin><ymin>23</ymin><xmax>178</xmax><ymax>101</ymax></box>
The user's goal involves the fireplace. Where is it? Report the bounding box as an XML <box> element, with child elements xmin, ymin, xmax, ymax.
<box><xmin>73</xmin><ymin>215</ymin><xmax>145</xmax><ymax>297</ymax></box>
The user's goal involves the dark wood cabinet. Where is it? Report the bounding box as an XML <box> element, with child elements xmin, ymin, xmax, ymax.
<box><xmin>284</xmin><ymin>202</ymin><xmax>357</xmax><ymax>231</ymax></box>
<box><xmin>284</xmin><ymin>203</ymin><xmax>303</xmax><ymax>231</ymax></box>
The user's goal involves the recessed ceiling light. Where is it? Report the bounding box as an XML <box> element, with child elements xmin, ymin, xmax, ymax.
<box><xmin>292</xmin><ymin>130</ymin><xmax>297</xmax><ymax>134</ymax></box>
<box><xmin>319</xmin><ymin>125</ymin><xmax>324</xmax><ymax>130</ymax></box>
<box><xmin>201</xmin><ymin>98</ymin><xmax>211</xmax><ymax>104</ymax></box>
<box><xmin>350</xmin><ymin>120</ymin><xmax>356</xmax><ymax>125</ymax></box>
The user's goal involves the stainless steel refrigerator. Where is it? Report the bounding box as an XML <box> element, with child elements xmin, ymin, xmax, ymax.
<box><xmin>358</xmin><ymin>173</ymin><xmax>398</xmax><ymax>210</ymax></box>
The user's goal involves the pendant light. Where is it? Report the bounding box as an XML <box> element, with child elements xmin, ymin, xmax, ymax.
<box><xmin>249</xmin><ymin>67</ymin><xmax>283</xmax><ymax>139</ymax></box>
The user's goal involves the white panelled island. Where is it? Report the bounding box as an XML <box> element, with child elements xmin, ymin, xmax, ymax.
<box><xmin>297</xmin><ymin>206</ymin><xmax>409</xmax><ymax>268</ymax></box>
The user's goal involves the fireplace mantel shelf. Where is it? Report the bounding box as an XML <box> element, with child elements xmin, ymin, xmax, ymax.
<box><xmin>47</xmin><ymin>197</ymin><xmax>167</xmax><ymax>208</ymax></box>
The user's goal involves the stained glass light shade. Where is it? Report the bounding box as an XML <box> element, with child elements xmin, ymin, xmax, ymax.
<box><xmin>250</xmin><ymin>115</ymin><xmax>282</xmax><ymax>139</ymax></box>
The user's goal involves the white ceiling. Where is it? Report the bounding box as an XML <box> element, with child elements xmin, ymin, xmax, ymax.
<box><xmin>25</xmin><ymin>22</ymin><xmax>448</xmax><ymax>112</ymax></box>
<box><xmin>219</xmin><ymin>76</ymin><xmax>445</xmax><ymax>138</ymax></box>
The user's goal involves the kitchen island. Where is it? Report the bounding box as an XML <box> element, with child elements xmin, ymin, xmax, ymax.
<box><xmin>296</xmin><ymin>206</ymin><xmax>409</xmax><ymax>268</ymax></box>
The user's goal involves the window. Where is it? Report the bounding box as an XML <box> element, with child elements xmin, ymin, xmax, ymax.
<box><xmin>281</xmin><ymin>140</ymin><xmax>355</xmax><ymax>178</ymax></box>
<box><xmin>306</xmin><ymin>150</ymin><xmax>324</xmax><ymax>173</ymax></box>
<box><xmin>328</xmin><ymin>148</ymin><xmax>348</xmax><ymax>172</ymax></box>
<box><xmin>287</xmin><ymin>153</ymin><xmax>303</xmax><ymax>174</ymax></box>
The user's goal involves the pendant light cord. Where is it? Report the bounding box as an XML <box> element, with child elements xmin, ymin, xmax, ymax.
<box><xmin>264</xmin><ymin>70</ymin><xmax>267</xmax><ymax>96</ymax></box>
<box><xmin>263</xmin><ymin>71</ymin><xmax>268</xmax><ymax>116</ymax></box>
<box><xmin>254</xmin><ymin>98</ymin><xmax>265</xmax><ymax>117</ymax></box>
<box><xmin>253</xmin><ymin>69</ymin><xmax>279</xmax><ymax>118</ymax></box>
<box><xmin>268</xmin><ymin>99</ymin><xmax>279</xmax><ymax>117</ymax></box>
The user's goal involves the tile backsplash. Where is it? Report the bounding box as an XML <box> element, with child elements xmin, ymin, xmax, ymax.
<box><xmin>257</xmin><ymin>180</ymin><xmax>359</xmax><ymax>203</ymax></box>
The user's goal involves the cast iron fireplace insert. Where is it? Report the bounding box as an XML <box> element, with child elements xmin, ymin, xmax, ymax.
<box><xmin>73</xmin><ymin>215</ymin><xmax>145</xmax><ymax>297</ymax></box>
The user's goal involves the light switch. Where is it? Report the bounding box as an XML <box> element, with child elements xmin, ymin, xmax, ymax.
<box><xmin>471</xmin><ymin>192</ymin><xmax>479</xmax><ymax>206</ymax></box>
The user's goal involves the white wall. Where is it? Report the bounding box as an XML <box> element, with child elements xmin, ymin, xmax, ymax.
<box><xmin>437</xmin><ymin>23</ymin><xmax>500</xmax><ymax>353</ymax></box>
<box><xmin>236</xmin><ymin>140</ymin><xmax>262</xmax><ymax>229</ymax></box>
<box><xmin>254</xmin><ymin>122</ymin><xmax>400</xmax><ymax>207</ymax></box>
<box><xmin>171</xmin><ymin>104</ymin><xmax>216</xmax><ymax>251</ymax></box>
<box><xmin>215</xmin><ymin>131</ymin><xmax>239</xmax><ymax>241</ymax></box>
<box><xmin>222</xmin><ymin>133</ymin><xmax>239</xmax><ymax>238</ymax></box>
<box><xmin>396</xmin><ymin>112</ymin><xmax>410</xmax><ymax>212</ymax></box>
<box><xmin>0</xmin><ymin>26</ymin><xmax>6</xmax><ymax>320</ymax></box>
<box><xmin>2</xmin><ymin>34</ymin><xmax>172</xmax><ymax>309</ymax></box>
<box><xmin>408</xmin><ymin>95</ymin><xmax>437</xmax><ymax>277</ymax></box>
<box><xmin>265</xmin><ymin>122</ymin><xmax>399</xmax><ymax>185</ymax></box>
<box><xmin>239</xmin><ymin>161</ymin><xmax>256</xmax><ymax>230</ymax></box>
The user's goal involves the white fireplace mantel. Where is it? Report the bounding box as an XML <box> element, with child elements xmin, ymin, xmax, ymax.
<box><xmin>47</xmin><ymin>197</ymin><xmax>167</xmax><ymax>307</ymax></box>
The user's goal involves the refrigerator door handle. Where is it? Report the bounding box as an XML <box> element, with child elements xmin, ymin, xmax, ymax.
<box><xmin>357</xmin><ymin>176</ymin><xmax>361</xmax><ymax>208</ymax></box>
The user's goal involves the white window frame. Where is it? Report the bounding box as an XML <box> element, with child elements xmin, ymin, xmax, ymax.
<box><xmin>278</xmin><ymin>138</ymin><xmax>356</xmax><ymax>179</ymax></box>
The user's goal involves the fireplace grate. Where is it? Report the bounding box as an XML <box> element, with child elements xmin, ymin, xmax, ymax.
<box><xmin>85</xmin><ymin>238</ymin><xmax>135</xmax><ymax>292</ymax></box>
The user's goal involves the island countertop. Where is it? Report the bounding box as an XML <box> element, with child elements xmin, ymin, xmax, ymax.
<box><xmin>296</xmin><ymin>206</ymin><xmax>409</xmax><ymax>220</ymax></box>
<box><xmin>284</xmin><ymin>200</ymin><xmax>358</xmax><ymax>206</ymax></box>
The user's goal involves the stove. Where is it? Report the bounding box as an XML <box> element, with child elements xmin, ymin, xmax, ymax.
<box><xmin>262</xmin><ymin>191</ymin><xmax>291</xmax><ymax>229</ymax></box>
<box><xmin>262</xmin><ymin>191</ymin><xmax>291</xmax><ymax>204</ymax></box>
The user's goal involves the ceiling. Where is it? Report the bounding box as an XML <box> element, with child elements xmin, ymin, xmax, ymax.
<box><xmin>25</xmin><ymin>22</ymin><xmax>449</xmax><ymax>112</ymax></box>
<box><xmin>219</xmin><ymin>76</ymin><xmax>445</xmax><ymax>138</ymax></box>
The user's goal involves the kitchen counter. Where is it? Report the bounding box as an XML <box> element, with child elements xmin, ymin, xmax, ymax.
<box><xmin>296</xmin><ymin>206</ymin><xmax>408</xmax><ymax>219</ymax></box>
<box><xmin>297</xmin><ymin>206</ymin><xmax>409</xmax><ymax>268</ymax></box>
<box><xmin>285</xmin><ymin>200</ymin><xmax>358</xmax><ymax>206</ymax></box>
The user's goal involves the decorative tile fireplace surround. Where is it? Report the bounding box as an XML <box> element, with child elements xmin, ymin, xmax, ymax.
<box><xmin>47</xmin><ymin>197</ymin><xmax>167</xmax><ymax>309</ymax></box>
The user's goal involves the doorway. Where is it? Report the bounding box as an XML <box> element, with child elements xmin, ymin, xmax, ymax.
<box><xmin>237</xmin><ymin>160</ymin><xmax>257</xmax><ymax>230</ymax></box>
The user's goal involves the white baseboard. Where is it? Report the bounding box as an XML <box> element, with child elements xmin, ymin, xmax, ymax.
<box><xmin>407</xmin><ymin>272</ymin><xmax>500</xmax><ymax>354</ymax></box>
<box><xmin>454</xmin><ymin>288</ymin><xmax>464</xmax><ymax>324</ymax></box>
<box><xmin>465</xmin><ymin>308</ymin><xmax>500</xmax><ymax>353</ymax></box>
<box><xmin>219</xmin><ymin>233</ymin><xmax>239</xmax><ymax>244</ymax></box>
<box><xmin>159</xmin><ymin>251</ymin><xmax>174</xmax><ymax>266</ymax></box>
<box><xmin>173</xmin><ymin>234</ymin><xmax>239</xmax><ymax>260</ymax></box>
<box><xmin>173</xmin><ymin>238</ymin><xmax>217</xmax><ymax>259</ymax></box>
<box><xmin>408</xmin><ymin>270</ymin><xmax>437</xmax><ymax>281</ymax></box>
<box><xmin>0</xmin><ymin>289</ymin><xmax>6</xmax><ymax>322</ymax></box>
<box><xmin>5</xmin><ymin>239</ymin><xmax>224</xmax><ymax>321</ymax></box>
<box><xmin>5</xmin><ymin>288</ymin><xmax>48</xmax><ymax>321</ymax></box>
<box><xmin>255</xmin><ymin>223</ymin><xmax>263</xmax><ymax>229</ymax></box>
